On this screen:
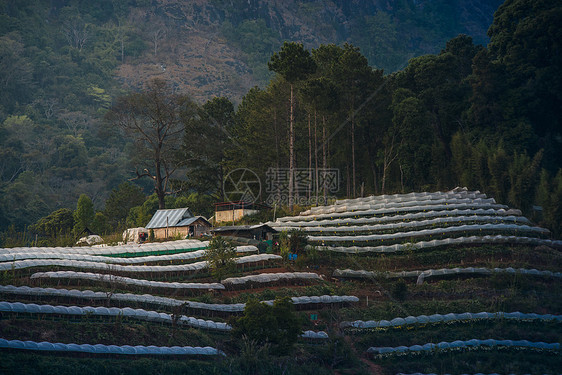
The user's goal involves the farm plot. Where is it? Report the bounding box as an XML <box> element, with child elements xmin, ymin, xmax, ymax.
<box><xmin>0</xmin><ymin>237</ymin><xmax>356</xmax><ymax>367</ymax></box>
<box><xmin>1</xmin><ymin>188</ymin><xmax>561</xmax><ymax>373</ymax></box>
<box><xmin>267</xmin><ymin>188</ymin><xmax>561</xmax><ymax>372</ymax></box>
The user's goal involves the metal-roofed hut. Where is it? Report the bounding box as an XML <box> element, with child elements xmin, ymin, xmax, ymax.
<box><xmin>214</xmin><ymin>201</ymin><xmax>270</xmax><ymax>224</ymax></box>
<box><xmin>146</xmin><ymin>208</ymin><xmax>211</xmax><ymax>239</ymax></box>
<box><xmin>211</xmin><ymin>224</ymin><xmax>275</xmax><ymax>242</ymax></box>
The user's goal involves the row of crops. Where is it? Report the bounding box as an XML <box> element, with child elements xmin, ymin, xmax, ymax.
<box><xmin>270</xmin><ymin>187</ymin><xmax>562</xmax><ymax>253</ymax></box>
<box><xmin>0</xmin><ymin>237</ymin><xmax>355</xmax><ymax>361</ymax></box>
<box><xmin>270</xmin><ymin>188</ymin><xmax>561</xmax><ymax>371</ymax></box>
<box><xmin>334</xmin><ymin>267</ymin><xmax>562</xmax><ymax>281</ymax></box>
<box><xmin>367</xmin><ymin>339</ymin><xmax>560</xmax><ymax>357</ymax></box>
<box><xmin>2</xmin><ymin>188</ymin><xmax>560</xmax><ymax>372</ymax></box>
<box><xmin>0</xmin><ymin>284</ymin><xmax>359</xmax><ymax>313</ymax></box>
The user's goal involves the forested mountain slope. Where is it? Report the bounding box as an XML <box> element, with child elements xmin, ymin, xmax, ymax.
<box><xmin>0</xmin><ymin>0</ymin><xmax>519</xmax><ymax>233</ymax></box>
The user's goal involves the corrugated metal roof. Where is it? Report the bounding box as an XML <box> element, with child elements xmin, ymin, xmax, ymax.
<box><xmin>177</xmin><ymin>216</ymin><xmax>211</xmax><ymax>227</ymax></box>
<box><xmin>211</xmin><ymin>224</ymin><xmax>274</xmax><ymax>232</ymax></box>
<box><xmin>146</xmin><ymin>208</ymin><xmax>193</xmax><ymax>229</ymax></box>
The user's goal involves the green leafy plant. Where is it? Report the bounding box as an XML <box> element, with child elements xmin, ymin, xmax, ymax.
<box><xmin>231</xmin><ymin>296</ymin><xmax>303</xmax><ymax>355</ymax></box>
<box><xmin>391</xmin><ymin>279</ymin><xmax>408</xmax><ymax>302</ymax></box>
<box><xmin>205</xmin><ymin>236</ymin><xmax>237</xmax><ymax>281</ymax></box>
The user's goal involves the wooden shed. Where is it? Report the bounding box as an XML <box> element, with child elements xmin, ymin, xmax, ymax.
<box><xmin>214</xmin><ymin>201</ymin><xmax>270</xmax><ymax>224</ymax></box>
<box><xmin>211</xmin><ymin>224</ymin><xmax>276</xmax><ymax>241</ymax></box>
<box><xmin>145</xmin><ymin>208</ymin><xmax>211</xmax><ymax>239</ymax></box>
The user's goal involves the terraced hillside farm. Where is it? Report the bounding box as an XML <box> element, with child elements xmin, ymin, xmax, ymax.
<box><xmin>1</xmin><ymin>188</ymin><xmax>561</xmax><ymax>374</ymax></box>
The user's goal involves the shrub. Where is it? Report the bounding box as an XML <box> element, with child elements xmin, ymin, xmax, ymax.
<box><xmin>205</xmin><ymin>236</ymin><xmax>236</xmax><ymax>281</ymax></box>
<box><xmin>391</xmin><ymin>279</ymin><xmax>408</xmax><ymax>302</ymax></box>
<box><xmin>231</xmin><ymin>297</ymin><xmax>302</xmax><ymax>355</ymax></box>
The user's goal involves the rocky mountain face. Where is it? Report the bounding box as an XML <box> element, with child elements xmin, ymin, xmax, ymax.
<box><xmin>115</xmin><ymin>0</ymin><xmax>504</xmax><ymax>103</ymax></box>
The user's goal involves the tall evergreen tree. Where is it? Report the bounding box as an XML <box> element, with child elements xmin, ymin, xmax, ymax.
<box><xmin>269</xmin><ymin>42</ymin><xmax>316</xmax><ymax>209</ymax></box>
<box><xmin>73</xmin><ymin>194</ymin><xmax>95</xmax><ymax>237</ymax></box>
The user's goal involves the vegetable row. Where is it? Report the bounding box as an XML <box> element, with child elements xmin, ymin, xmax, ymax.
<box><xmin>0</xmin><ymin>285</ymin><xmax>358</xmax><ymax>312</ymax></box>
<box><xmin>310</xmin><ymin>235</ymin><xmax>562</xmax><ymax>254</ymax></box>
<box><xmin>0</xmin><ymin>246</ymin><xmax>257</xmax><ymax>263</ymax></box>
<box><xmin>341</xmin><ymin>311</ymin><xmax>562</xmax><ymax>329</ymax></box>
<box><xmin>0</xmin><ymin>301</ymin><xmax>231</xmax><ymax>331</ymax></box>
<box><xmin>0</xmin><ymin>253</ymin><xmax>281</xmax><ymax>273</ymax></box>
<box><xmin>0</xmin><ymin>338</ymin><xmax>224</xmax><ymax>356</ymax></box>
<box><xmin>333</xmin><ymin>267</ymin><xmax>562</xmax><ymax>281</ymax></box>
<box><xmin>367</xmin><ymin>339</ymin><xmax>560</xmax><ymax>356</ymax></box>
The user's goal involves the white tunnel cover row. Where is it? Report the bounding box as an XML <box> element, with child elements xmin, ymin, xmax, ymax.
<box><xmin>0</xmin><ymin>338</ymin><xmax>224</xmax><ymax>356</ymax></box>
<box><xmin>367</xmin><ymin>339</ymin><xmax>560</xmax><ymax>355</ymax></box>
<box><xmin>0</xmin><ymin>245</ymin><xmax>257</xmax><ymax>263</ymax></box>
<box><xmin>0</xmin><ymin>301</ymin><xmax>231</xmax><ymax>331</ymax></box>
<box><xmin>341</xmin><ymin>311</ymin><xmax>562</xmax><ymax>329</ymax></box>
<box><xmin>333</xmin><ymin>267</ymin><xmax>562</xmax><ymax>280</ymax></box>
<box><xmin>0</xmin><ymin>285</ymin><xmax>358</xmax><ymax>312</ymax></box>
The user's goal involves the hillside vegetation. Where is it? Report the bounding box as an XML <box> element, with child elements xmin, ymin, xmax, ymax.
<box><xmin>0</xmin><ymin>190</ymin><xmax>561</xmax><ymax>374</ymax></box>
<box><xmin>0</xmin><ymin>0</ymin><xmax>509</xmax><ymax>236</ymax></box>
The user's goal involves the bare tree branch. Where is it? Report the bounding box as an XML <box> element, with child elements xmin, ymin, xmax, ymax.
<box><xmin>106</xmin><ymin>79</ymin><xmax>196</xmax><ymax>208</ymax></box>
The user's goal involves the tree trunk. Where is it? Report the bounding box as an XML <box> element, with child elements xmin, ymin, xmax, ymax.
<box><xmin>288</xmin><ymin>83</ymin><xmax>295</xmax><ymax>210</ymax></box>
<box><xmin>155</xmin><ymin>159</ymin><xmax>165</xmax><ymax>209</ymax></box>
<box><xmin>432</xmin><ymin>113</ymin><xmax>452</xmax><ymax>159</ymax></box>
<box><xmin>308</xmin><ymin>112</ymin><xmax>312</xmax><ymax>200</ymax></box>
<box><xmin>314</xmin><ymin>110</ymin><xmax>318</xmax><ymax>200</ymax></box>
<box><xmin>400</xmin><ymin>163</ymin><xmax>405</xmax><ymax>193</ymax></box>
<box><xmin>274</xmin><ymin>107</ymin><xmax>281</xmax><ymax>199</ymax></box>
<box><xmin>351</xmin><ymin>110</ymin><xmax>356</xmax><ymax>198</ymax></box>
<box><xmin>367</xmin><ymin>145</ymin><xmax>378</xmax><ymax>195</ymax></box>
<box><xmin>346</xmin><ymin>164</ymin><xmax>350</xmax><ymax>197</ymax></box>
<box><xmin>381</xmin><ymin>162</ymin><xmax>387</xmax><ymax>194</ymax></box>
<box><xmin>322</xmin><ymin>115</ymin><xmax>327</xmax><ymax>202</ymax></box>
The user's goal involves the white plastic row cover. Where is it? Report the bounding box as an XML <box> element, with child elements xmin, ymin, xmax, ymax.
<box><xmin>326</xmin><ymin>188</ymin><xmax>483</xmax><ymax>207</ymax></box>
<box><xmin>367</xmin><ymin>339</ymin><xmax>560</xmax><ymax>354</ymax></box>
<box><xmin>188</xmin><ymin>295</ymin><xmax>359</xmax><ymax>312</ymax></box>
<box><xmin>0</xmin><ymin>338</ymin><xmax>224</xmax><ymax>355</ymax></box>
<box><xmin>274</xmin><ymin>215</ymin><xmax>529</xmax><ymax>233</ymax></box>
<box><xmin>269</xmin><ymin>208</ymin><xmax>523</xmax><ymax>229</ymax></box>
<box><xmin>396</xmin><ymin>374</ymin><xmax>524</xmax><ymax>375</ymax></box>
<box><xmin>343</xmin><ymin>311</ymin><xmax>562</xmax><ymax>329</ymax></box>
<box><xmin>0</xmin><ymin>245</ymin><xmax>257</xmax><ymax>261</ymax></box>
<box><xmin>301</xmin><ymin>330</ymin><xmax>329</xmax><ymax>339</ymax></box>
<box><xmin>222</xmin><ymin>272</ymin><xmax>321</xmax><ymax>285</ymax></box>
<box><xmin>288</xmin><ymin>197</ymin><xmax>499</xmax><ymax>219</ymax></box>
<box><xmin>300</xmin><ymin>194</ymin><xmax>490</xmax><ymax>216</ymax></box>
<box><xmin>30</xmin><ymin>271</ymin><xmax>226</xmax><ymax>290</ymax></box>
<box><xmin>311</xmin><ymin>235</ymin><xmax>562</xmax><ymax>254</ymax></box>
<box><xmin>0</xmin><ymin>253</ymin><xmax>281</xmax><ymax>272</ymax></box>
<box><xmin>0</xmin><ymin>259</ymin><xmax>208</xmax><ymax>272</ymax></box>
<box><xmin>0</xmin><ymin>285</ymin><xmax>358</xmax><ymax>312</ymax></box>
<box><xmin>308</xmin><ymin>223</ymin><xmax>549</xmax><ymax>243</ymax></box>
<box><xmin>0</xmin><ymin>301</ymin><xmax>231</xmax><ymax>331</ymax></box>
<box><xmin>0</xmin><ymin>249</ymin><xmax>206</xmax><ymax>263</ymax></box>
<box><xmin>235</xmin><ymin>254</ymin><xmax>282</xmax><ymax>264</ymax></box>
<box><xmin>0</xmin><ymin>245</ymin><xmax>257</xmax><ymax>263</ymax></box>
<box><xmin>0</xmin><ymin>239</ymin><xmax>208</xmax><ymax>255</ymax></box>
<box><xmin>263</xmin><ymin>295</ymin><xmax>360</xmax><ymax>306</ymax></box>
<box><xmin>0</xmin><ymin>284</ymin><xmax>186</xmax><ymax>307</ymax></box>
<box><xmin>279</xmin><ymin>202</ymin><xmax>509</xmax><ymax>223</ymax></box>
<box><xmin>333</xmin><ymin>267</ymin><xmax>562</xmax><ymax>279</ymax></box>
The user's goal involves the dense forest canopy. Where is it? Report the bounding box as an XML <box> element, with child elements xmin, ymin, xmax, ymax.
<box><xmin>1</xmin><ymin>0</ymin><xmax>561</xmax><ymax>245</ymax></box>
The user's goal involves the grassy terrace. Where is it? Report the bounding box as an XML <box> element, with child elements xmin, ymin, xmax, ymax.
<box><xmin>1</xmin><ymin>241</ymin><xmax>560</xmax><ymax>374</ymax></box>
